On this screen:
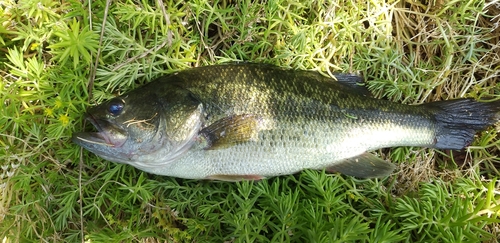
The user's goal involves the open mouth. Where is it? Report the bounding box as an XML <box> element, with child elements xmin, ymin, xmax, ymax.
<box><xmin>72</xmin><ymin>114</ymin><xmax>127</xmax><ymax>147</ymax></box>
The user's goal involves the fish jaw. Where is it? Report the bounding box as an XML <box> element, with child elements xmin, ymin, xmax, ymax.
<box><xmin>72</xmin><ymin>114</ymin><xmax>128</xmax><ymax>148</ymax></box>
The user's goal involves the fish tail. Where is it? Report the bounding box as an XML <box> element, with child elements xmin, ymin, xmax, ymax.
<box><xmin>427</xmin><ymin>99</ymin><xmax>500</xmax><ymax>150</ymax></box>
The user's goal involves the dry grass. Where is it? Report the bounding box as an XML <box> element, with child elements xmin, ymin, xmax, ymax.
<box><xmin>378</xmin><ymin>0</ymin><xmax>500</xmax><ymax>184</ymax></box>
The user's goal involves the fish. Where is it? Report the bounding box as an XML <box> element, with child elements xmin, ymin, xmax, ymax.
<box><xmin>72</xmin><ymin>63</ymin><xmax>500</xmax><ymax>181</ymax></box>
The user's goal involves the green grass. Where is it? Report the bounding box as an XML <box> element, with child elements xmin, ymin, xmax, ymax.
<box><xmin>1</xmin><ymin>0</ymin><xmax>500</xmax><ymax>242</ymax></box>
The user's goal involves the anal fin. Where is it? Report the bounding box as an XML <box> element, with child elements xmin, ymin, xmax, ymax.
<box><xmin>326</xmin><ymin>153</ymin><xmax>395</xmax><ymax>178</ymax></box>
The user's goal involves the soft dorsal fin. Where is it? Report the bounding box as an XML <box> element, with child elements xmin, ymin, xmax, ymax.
<box><xmin>199</xmin><ymin>114</ymin><xmax>260</xmax><ymax>150</ymax></box>
<box><xmin>333</xmin><ymin>74</ymin><xmax>371</xmax><ymax>96</ymax></box>
<box><xmin>326</xmin><ymin>152</ymin><xmax>395</xmax><ymax>178</ymax></box>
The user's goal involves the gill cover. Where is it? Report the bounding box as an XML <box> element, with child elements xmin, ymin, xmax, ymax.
<box><xmin>73</xmin><ymin>84</ymin><xmax>205</xmax><ymax>167</ymax></box>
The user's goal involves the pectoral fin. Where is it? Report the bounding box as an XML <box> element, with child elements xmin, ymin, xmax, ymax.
<box><xmin>326</xmin><ymin>153</ymin><xmax>395</xmax><ymax>178</ymax></box>
<box><xmin>199</xmin><ymin>114</ymin><xmax>260</xmax><ymax>150</ymax></box>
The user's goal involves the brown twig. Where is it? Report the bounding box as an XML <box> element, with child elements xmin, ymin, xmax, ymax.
<box><xmin>110</xmin><ymin>0</ymin><xmax>173</xmax><ymax>72</ymax></box>
<box><xmin>111</xmin><ymin>38</ymin><xmax>171</xmax><ymax>72</ymax></box>
<box><xmin>88</xmin><ymin>0</ymin><xmax>111</xmax><ymax>101</ymax></box>
<box><xmin>79</xmin><ymin>0</ymin><xmax>111</xmax><ymax>242</ymax></box>
<box><xmin>156</xmin><ymin>0</ymin><xmax>173</xmax><ymax>46</ymax></box>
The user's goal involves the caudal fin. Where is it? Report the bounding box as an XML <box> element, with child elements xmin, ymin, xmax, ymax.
<box><xmin>426</xmin><ymin>99</ymin><xmax>500</xmax><ymax>150</ymax></box>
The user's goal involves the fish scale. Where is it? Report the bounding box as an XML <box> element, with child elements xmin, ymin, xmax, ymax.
<box><xmin>73</xmin><ymin>64</ymin><xmax>500</xmax><ymax>181</ymax></box>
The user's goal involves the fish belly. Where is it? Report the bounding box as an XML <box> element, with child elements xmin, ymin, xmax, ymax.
<box><xmin>147</xmin><ymin>119</ymin><xmax>436</xmax><ymax>179</ymax></box>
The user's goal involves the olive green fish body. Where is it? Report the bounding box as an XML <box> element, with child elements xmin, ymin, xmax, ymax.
<box><xmin>73</xmin><ymin>64</ymin><xmax>500</xmax><ymax>180</ymax></box>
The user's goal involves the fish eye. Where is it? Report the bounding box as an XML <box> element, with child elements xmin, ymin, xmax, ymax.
<box><xmin>108</xmin><ymin>99</ymin><xmax>124</xmax><ymax>116</ymax></box>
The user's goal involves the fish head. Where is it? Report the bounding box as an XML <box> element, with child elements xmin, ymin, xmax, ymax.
<box><xmin>72</xmin><ymin>86</ymin><xmax>204</xmax><ymax>169</ymax></box>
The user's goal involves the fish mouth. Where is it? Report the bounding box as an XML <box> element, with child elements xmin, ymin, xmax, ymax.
<box><xmin>72</xmin><ymin>114</ymin><xmax>127</xmax><ymax>148</ymax></box>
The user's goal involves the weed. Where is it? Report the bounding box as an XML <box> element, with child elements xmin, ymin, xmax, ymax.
<box><xmin>1</xmin><ymin>0</ymin><xmax>499</xmax><ymax>242</ymax></box>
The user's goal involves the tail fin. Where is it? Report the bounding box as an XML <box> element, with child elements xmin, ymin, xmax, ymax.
<box><xmin>426</xmin><ymin>99</ymin><xmax>500</xmax><ymax>150</ymax></box>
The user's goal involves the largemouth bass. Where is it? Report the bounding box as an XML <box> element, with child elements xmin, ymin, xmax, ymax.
<box><xmin>72</xmin><ymin>64</ymin><xmax>500</xmax><ymax>181</ymax></box>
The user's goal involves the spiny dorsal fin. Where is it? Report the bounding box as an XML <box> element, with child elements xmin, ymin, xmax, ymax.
<box><xmin>334</xmin><ymin>74</ymin><xmax>371</xmax><ymax>96</ymax></box>
<box><xmin>199</xmin><ymin>114</ymin><xmax>260</xmax><ymax>150</ymax></box>
<box><xmin>326</xmin><ymin>153</ymin><xmax>395</xmax><ymax>178</ymax></box>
